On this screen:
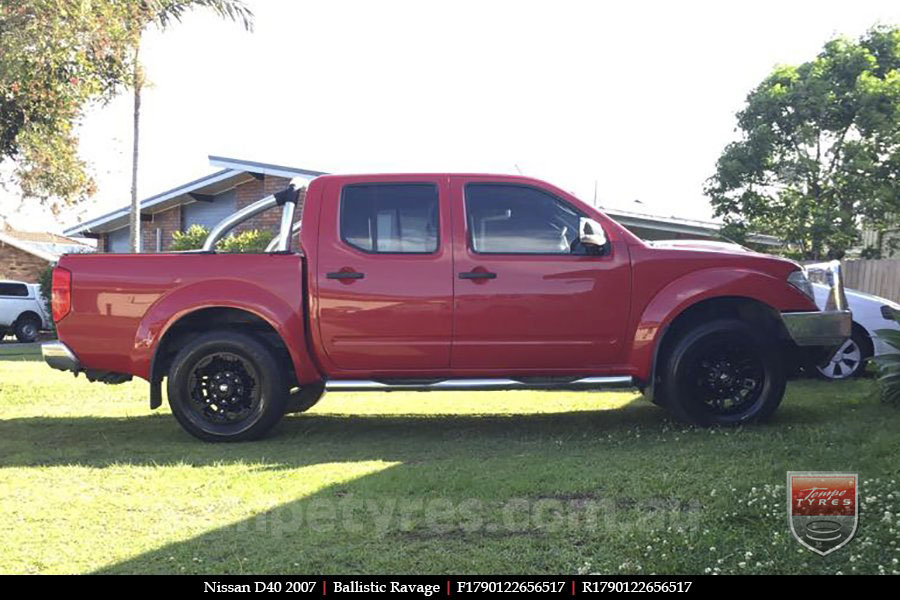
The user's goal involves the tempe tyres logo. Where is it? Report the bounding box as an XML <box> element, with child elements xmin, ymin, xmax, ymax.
<box><xmin>787</xmin><ymin>472</ymin><xmax>858</xmax><ymax>556</ymax></box>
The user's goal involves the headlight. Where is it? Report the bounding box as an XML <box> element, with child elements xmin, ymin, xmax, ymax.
<box><xmin>787</xmin><ymin>269</ymin><xmax>815</xmax><ymax>302</ymax></box>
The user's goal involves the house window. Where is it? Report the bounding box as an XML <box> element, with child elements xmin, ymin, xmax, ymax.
<box><xmin>106</xmin><ymin>228</ymin><xmax>130</xmax><ymax>253</ymax></box>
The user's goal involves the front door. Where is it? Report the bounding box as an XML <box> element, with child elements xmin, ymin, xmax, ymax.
<box><xmin>316</xmin><ymin>177</ymin><xmax>453</xmax><ymax>372</ymax></box>
<box><xmin>450</xmin><ymin>177</ymin><xmax>631</xmax><ymax>371</ymax></box>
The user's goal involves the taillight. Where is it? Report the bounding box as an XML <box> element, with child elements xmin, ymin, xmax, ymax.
<box><xmin>51</xmin><ymin>267</ymin><xmax>71</xmax><ymax>322</ymax></box>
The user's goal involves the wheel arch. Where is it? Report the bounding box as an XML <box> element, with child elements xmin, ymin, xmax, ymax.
<box><xmin>640</xmin><ymin>295</ymin><xmax>792</xmax><ymax>404</ymax></box>
<box><xmin>139</xmin><ymin>286</ymin><xmax>322</xmax><ymax>408</ymax></box>
<box><xmin>851</xmin><ymin>321</ymin><xmax>875</xmax><ymax>359</ymax></box>
<box><xmin>14</xmin><ymin>310</ymin><xmax>42</xmax><ymax>327</ymax></box>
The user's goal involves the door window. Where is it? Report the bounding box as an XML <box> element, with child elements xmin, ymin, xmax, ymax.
<box><xmin>341</xmin><ymin>184</ymin><xmax>439</xmax><ymax>253</ymax></box>
<box><xmin>465</xmin><ymin>184</ymin><xmax>590</xmax><ymax>254</ymax></box>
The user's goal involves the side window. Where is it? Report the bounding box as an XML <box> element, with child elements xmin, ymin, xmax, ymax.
<box><xmin>0</xmin><ymin>283</ymin><xmax>29</xmax><ymax>297</ymax></box>
<box><xmin>341</xmin><ymin>183</ymin><xmax>439</xmax><ymax>253</ymax></box>
<box><xmin>465</xmin><ymin>184</ymin><xmax>588</xmax><ymax>254</ymax></box>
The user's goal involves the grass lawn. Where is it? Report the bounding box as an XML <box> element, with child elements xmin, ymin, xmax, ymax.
<box><xmin>0</xmin><ymin>350</ymin><xmax>898</xmax><ymax>575</ymax></box>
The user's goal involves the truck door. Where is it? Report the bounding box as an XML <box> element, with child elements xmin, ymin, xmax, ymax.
<box><xmin>315</xmin><ymin>177</ymin><xmax>453</xmax><ymax>372</ymax></box>
<box><xmin>450</xmin><ymin>176</ymin><xmax>631</xmax><ymax>371</ymax></box>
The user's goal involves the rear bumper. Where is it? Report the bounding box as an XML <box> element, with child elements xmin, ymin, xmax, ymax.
<box><xmin>781</xmin><ymin>310</ymin><xmax>852</xmax><ymax>347</ymax></box>
<box><xmin>42</xmin><ymin>341</ymin><xmax>81</xmax><ymax>373</ymax></box>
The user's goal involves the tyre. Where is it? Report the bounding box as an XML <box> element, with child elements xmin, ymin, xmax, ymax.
<box><xmin>285</xmin><ymin>382</ymin><xmax>326</xmax><ymax>414</ymax></box>
<box><xmin>0</xmin><ymin>326</ymin><xmax>8</xmax><ymax>340</ymax></box>
<box><xmin>167</xmin><ymin>330</ymin><xmax>288</xmax><ymax>442</ymax></box>
<box><xmin>660</xmin><ymin>318</ymin><xmax>786</xmax><ymax>426</ymax></box>
<box><xmin>815</xmin><ymin>328</ymin><xmax>869</xmax><ymax>380</ymax></box>
<box><xmin>14</xmin><ymin>315</ymin><xmax>40</xmax><ymax>343</ymax></box>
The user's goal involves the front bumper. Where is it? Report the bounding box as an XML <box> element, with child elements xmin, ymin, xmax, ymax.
<box><xmin>781</xmin><ymin>310</ymin><xmax>852</xmax><ymax>347</ymax></box>
<box><xmin>782</xmin><ymin>260</ymin><xmax>852</xmax><ymax>347</ymax></box>
<box><xmin>42</xmin><ymin>341</ymin><xmax>81</xmax><ymax>373</ymax></box>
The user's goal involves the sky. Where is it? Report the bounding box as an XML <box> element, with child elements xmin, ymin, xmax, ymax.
<box><xmin>4</xmin><ymin>0</ymin><xmax>900</xmax><ymax>232</ymax></box>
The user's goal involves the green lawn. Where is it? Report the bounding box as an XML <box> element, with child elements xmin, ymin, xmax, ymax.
<box><xmin>0</xmin><ymin>350</ymin><xmax>898</xmax><ymax>575</ymax></box>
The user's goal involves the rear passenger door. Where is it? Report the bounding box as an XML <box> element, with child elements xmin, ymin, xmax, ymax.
<box><xmin>315</xmin><ymin>177</ymin><xmax>454</xmax><ymax>373</ymax></box>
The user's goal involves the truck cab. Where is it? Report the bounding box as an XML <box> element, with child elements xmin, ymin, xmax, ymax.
<box><xmin>43</xmin><ymin>174</ymin><xmax>851</xmax><ymax>441</ymax></box>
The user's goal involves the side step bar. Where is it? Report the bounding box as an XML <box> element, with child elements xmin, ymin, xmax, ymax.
<box><xmin>324</xmin><ymin>376</ymin><xmax>633</xmax><ymax>392</ymax></box>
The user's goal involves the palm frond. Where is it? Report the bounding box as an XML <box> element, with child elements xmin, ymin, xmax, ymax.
<box><xmin>143</xmin><ymin>0</ymin><xmax>254</xmax><ymax>32</ymax></box>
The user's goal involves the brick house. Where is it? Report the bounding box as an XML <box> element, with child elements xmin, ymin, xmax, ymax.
<box><xmin>0</xmin><ymin>224</ymin><xmax>94</xmax><ymax>282</ymax></box>
<box><xmin>64</xmin><ymin>156</ymin><xmax>326</xmax><ymax>252</ymax></box>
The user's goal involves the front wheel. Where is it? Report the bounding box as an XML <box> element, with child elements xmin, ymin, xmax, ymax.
<box><xmin>167</xmin><ymin>330</ymin><xmax>287</xmax><ymax>442</ymax></box>
<box><xmin>815</xmin><ymin>329</ymin><xmax>868</xmax><ymax>380</ymax></box>
<box><xmin>660</xmin><ymin>319</ymin><xmax>786</xmax><ymax>426</ymax></box>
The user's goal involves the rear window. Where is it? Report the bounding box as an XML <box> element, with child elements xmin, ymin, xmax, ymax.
<box><xmin>340</xmin><ymin>183</ymin><xmax>439</xmax><ymax>253</ymax></box>
<box><xmin>0</xmin><ymin>283</ymin><xmax>29</xmax><ymax>297</ymax></box>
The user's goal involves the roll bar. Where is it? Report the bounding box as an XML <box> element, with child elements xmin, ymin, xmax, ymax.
<box><xmin>265</xmin><ymin>220</ymin><xmax>302</xmax><ymax>252</ymax></box>
<box><xmin>202</xmin><ymin>180</ymin><xmax>305</xmax><ymax>252</ymax></box>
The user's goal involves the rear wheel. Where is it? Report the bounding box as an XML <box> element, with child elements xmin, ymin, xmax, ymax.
<box><xmin>14</xmin><ymin>316</ymin><xmax>40</xmax><ymax>343</ymax></box>
<box><xmin>660</xmin><ymin>319</ymin><xmax>786</xmax><ymax>426</ymax></box>
<box><xmin>167</xmin><ymin>330</ymin><xmax>287</xmax><ymax>442</ymax></box>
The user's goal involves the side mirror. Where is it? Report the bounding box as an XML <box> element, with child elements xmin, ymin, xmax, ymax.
<box><xmin>579</xmin><ymin>217</ymin><xmax>608</xmax><ymax>248</ymax></box>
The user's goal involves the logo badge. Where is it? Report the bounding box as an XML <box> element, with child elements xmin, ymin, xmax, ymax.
<box><xmin>787</xmin><ymin>472</ymin><xmax>858</xmax><ymax>556</ymax></box>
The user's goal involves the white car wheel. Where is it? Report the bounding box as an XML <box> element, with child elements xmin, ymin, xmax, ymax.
<box><xmin>816</xmin><ymin>338</ymin><xmax>864</xmax><ymax>380</ymax></box>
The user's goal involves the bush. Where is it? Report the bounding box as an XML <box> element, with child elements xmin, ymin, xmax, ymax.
<box><xmin>217</xmin><ymin>229</ymin><xmax>274</xmax><ymax>253</ymax></box>
<box><xmin>38</xmin><ymin>264</ymin><xmax>53</xmax><ymax>307</ymax></box>
<box><xmin>170</xmin><ymin>225</ymin><xmax>210</xmax><ymax>251</ymax></box>
<box><xmin>170</xmin><ymin>225</ymin><xmax>274</xmax><ymax>253</ymax></box>
<box><xmin>874</xmin><ymin>311</ymin><xmax>900</xmax><ymax>407</ymax></box>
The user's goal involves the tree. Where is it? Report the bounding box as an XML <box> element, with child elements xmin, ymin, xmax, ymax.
<box><xmin>0</xmin><ymin>1</ymin><xmax>134</xmax><ymax>208</ymax></box>
<box><xmin>125</xmin><ymin>1</ymin><xmax>253</xmax><ymax>252</ymax></box>
<box><xmin>706</xmin><ymin>26</ymin><xmax>900</xmax><ymax>260</ymax></box>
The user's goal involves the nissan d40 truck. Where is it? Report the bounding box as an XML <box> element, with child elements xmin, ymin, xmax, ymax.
<box><xmin>43</xmin><ymin>174</ymin><xmax>851</xmax><ymax>441</ymax></box>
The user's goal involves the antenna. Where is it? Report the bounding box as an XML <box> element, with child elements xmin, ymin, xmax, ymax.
<box><xmin>513</xmin><ymin>164</ymin><xmax>523</xmax><ymax>175</ymax></box>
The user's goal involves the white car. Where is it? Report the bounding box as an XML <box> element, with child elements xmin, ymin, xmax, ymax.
<box><xmin>0</xmin><ymin>280</ymin><xmax>51</xmax><ymax>343</ymax></box>
<box><xmin>812</xmin><ymin>283</ymin><xmax>900</xmax><ymax>379</ymax></box>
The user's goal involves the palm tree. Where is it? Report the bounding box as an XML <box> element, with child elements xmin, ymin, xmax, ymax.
<box><xmin>128</xmin><ymin>1</ymin><xmax>253</xmax><ymax>252</ymax></box>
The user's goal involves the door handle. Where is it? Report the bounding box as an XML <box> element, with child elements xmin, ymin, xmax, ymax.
<box><xmin>459</xmin><ymin>271</ymin><xmax>496</xmax><ymax>280</ymax></box>
<box><xmin>327</xmin><ymin>271</ymin><xmax>365</xmax><ymax>280</ymax></box>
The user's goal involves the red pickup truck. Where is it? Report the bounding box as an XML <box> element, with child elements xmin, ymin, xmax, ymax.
<box><xmin>43</xmin><ymin>174</ymin><xmax>851</xmax><ymax>441</ymax></box>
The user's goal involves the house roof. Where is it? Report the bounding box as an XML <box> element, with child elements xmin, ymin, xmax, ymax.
<box><xmin>0</xmin><ymin>226</ymin><xmax>93</xmax><ymax>262</ymax></box>
<box><xmin>601</xmin><ymin>205</ymin><xmax>782</xmax><ymax>246</ymax></box>
<box><xmin>64</xmin><ymin>156</ymin><xmax>328</xmax><ymax>236</ymax></box>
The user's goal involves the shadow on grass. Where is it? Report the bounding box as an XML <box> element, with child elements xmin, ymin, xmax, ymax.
<box><xmin>0</xmin><ymin>340</ymin><xmax>42</xmax><ymax>361</ymax></box>
<box><xmin>0</xmin><ymin>398</ymin><xmax>664</xmax><ymax>470</ymax></box>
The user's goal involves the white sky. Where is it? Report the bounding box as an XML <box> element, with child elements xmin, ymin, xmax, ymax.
<box><xmin>4</xmin><ymin>0</ymin><xmax>900</xmax><ymax>232</ymax></box>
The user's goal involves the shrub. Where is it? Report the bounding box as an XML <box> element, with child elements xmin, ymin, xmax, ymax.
<box><xmin>170</xmin><ymin>226</ymin><xmax>274</xmax><ymax>253</ymax></box>
<box><xmin>38</xmin><ymin>264</ymin><xmax>53</xmax><ymax>307</ymax></box>
<box><xmin>874</xmin><ymin>311</ymin><xmax>900</xmax><ymax>407</ymax></box>
<box><xmin>217</xmin><ymin>229</ymin><xmax>274</xmax><ymax>253</ymax></box>
<box><xmin>170</xmin><ymin>225</ymin><xmax>210</xmax><ymax>251</ymax></box>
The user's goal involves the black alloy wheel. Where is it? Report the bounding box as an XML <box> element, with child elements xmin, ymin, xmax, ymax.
<box><xmin>661</xmin><ymin>319</ymin><xmax>786</xmax><ymax>425</ymax></box>
<box><xmin>167</xmin><ymin>330</ymin><xmax>287</xmax><ymax>441</ymax></box>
